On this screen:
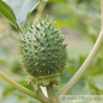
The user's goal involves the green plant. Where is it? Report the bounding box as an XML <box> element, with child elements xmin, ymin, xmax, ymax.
<box><xmin>0</xmin><ymin>0</ymin><xmax>103</xmax><ymax>103</ymax></box>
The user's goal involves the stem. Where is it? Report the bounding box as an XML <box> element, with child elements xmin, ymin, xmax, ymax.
<box><xmin>57</xmin><ymin>0</ymin><xmax>103</xmax><ymax>98</ymax></box>
<box><xmin>0</xmin><ymin>71</ymin><xmax>50</xmax><ymax>103</ymax></box>
<box><xmin>46</xmin><ymin>83</ymin><xmax>58</xmax><ymax>103</ymax></box>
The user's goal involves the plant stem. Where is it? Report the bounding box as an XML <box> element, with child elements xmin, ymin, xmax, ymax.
<box><xmin>57</xmin><ymin>0</ymin><xmax>103</xmax><ymax>98</ymax></box>
<box><xmin>46</xmin><ymin>83</ymin><xmax>58</xmax><ymax>103</ymax></box>
<box><xmin>0</xmin><ymin>71</ymin><xmax>50</xmax><ymax>103</ymax></box>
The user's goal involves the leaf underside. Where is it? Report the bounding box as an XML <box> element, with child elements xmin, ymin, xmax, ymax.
<box><xmin>3</xmin><ymin>0</ymin><xmax>43</xmax><ymax>26</ymax></box>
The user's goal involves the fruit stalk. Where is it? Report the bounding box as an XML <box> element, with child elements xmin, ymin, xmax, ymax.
<box><xmin>46</xmin><ymin>83</ymin><xmax>58</xmax><ymax>103</ymax></box>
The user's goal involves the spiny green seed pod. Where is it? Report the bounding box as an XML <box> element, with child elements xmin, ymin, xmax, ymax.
<box><xmin>19</xmin><ymin>18</ymin><xmax>67</xmax><ymax>86</ymax></box>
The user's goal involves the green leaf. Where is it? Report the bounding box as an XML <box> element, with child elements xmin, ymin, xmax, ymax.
<box><xmin>0</xmin><ymin>0</ymin><xmax>21</xmax><ymax>32</ymax></box>
<box><xmin>3</xmin><ymin>0</ymin><xmax>45</xmax><ymax>26</ymax></box>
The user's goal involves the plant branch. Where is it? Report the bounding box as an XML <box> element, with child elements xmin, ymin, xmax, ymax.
<box><xmin>57</xmin><ymin>0</ymin><xmax>103</xmax><ymax>98</ymax></box>
<box><xmin>0</xmin><ymin>71</ymin><xmax>50</xmax><ymax>103</ymax></box>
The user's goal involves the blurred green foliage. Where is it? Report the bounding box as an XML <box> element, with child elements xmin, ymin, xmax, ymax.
<box><xmin>0</xmin><ymin>0</ymin><xmax>103</xmax><ymax>103</ymax></box>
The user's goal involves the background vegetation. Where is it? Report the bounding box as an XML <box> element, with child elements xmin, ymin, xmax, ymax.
<box><xmin>0</xmin><ymin>0</ymin><xmax>102</xmax><ymax>103</ymax></box>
